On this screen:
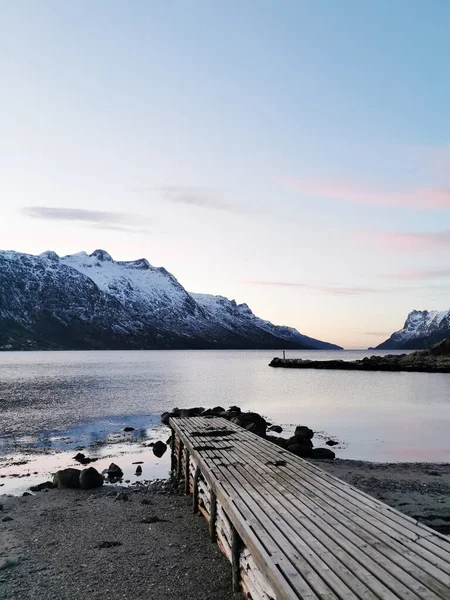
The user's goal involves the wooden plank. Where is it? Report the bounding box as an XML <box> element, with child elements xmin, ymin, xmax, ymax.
<box><xmin>211</xmin><ymin>450</ymin><xmax>408</xmax><ymax>600</ymax></box>
<box><xmin>232</xmin><ymin>437</ymin><xmax>450</xmax><ymax>585</ymax></box>
<box><xmin>171</xmin><ymin>418</ymin><xmax>450</xmax><ymax>600</ymax></box>
<box><xmin>217</xmin><ymin>445</ymin><xmax>449</xmax><ymax>600</ymax></box>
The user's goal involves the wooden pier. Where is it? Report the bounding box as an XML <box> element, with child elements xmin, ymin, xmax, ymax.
<box><xmin>170</xmin><ymin>416</ymin><xmax>450</xmax><ymax>600</ymax></box>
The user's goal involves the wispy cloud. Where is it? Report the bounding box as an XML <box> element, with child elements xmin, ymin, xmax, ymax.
<box><xmin>150</xmin><ymin>186</ymin><xmax>244</xmax><ymax>214</ymax></box>
<box><xmin>19</xmin><ymin>207</ymin><xmax>152</xmax><ymax>234</ymax></box>
<box><xmin>379</xmin><ymin>267</ymin><xmax>450</xmax><ymax>281</ymax></box>
<box><xmin>356</xmin><ymin>230</ymin><xmax>450</xmax><ymax>252</ymax></box>
<box><xmin>282</xmin><ymin>177</ymin><xmax>450</xmax><ymax>211</ymax></box>
<box><xmin>243</xmin><ymin>280</ymin><xmax>379</xmax><ymax>296</ymax></box>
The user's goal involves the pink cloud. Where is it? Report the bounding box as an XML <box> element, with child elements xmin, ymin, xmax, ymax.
<box><xmin>283</xmin><ymin>177</ymin><xmax>450</xmax><ymax>210</ymax></box>
<box><xmin>355</xmin><ymin>230</ymin><xmax>450</xmax><ymax>252</ymax></box>
<box><xmin>379</xmin><ymin>267</ymin><xmax>450</xmax><ymax>281</ymax></box>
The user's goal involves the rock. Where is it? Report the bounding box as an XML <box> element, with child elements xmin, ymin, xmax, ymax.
<box><xmin>73</xmin><ymin>452</ymin><xmax>97</xmax><ymax>465</ymax></box>
<box><xmin>268</xmin><ymin>425</ymin><xmax>283</xmax><ymax>433</ymax></box>
<box><xmin>294</xmin><ymin>426</ymin><xmax>314</xmax><ymax>440</ymax></box>
<box><xmin>166</xmin><ymin>436</ymin><xmax>172</xmax><ymax>445</ymax></box>
<box><xmin>104</xmin><ymin>463</ymin><xmax>123</xmax><ymax>480</ymax></box>
<box><xmin>30</xmin><ymin>481</ymin><xmax>53</xmax><ymax>492</ymax></box>
<box><xmin>132</xmin><ymin>461</ymin><xmax>144</xmax><ymax>465</ymax></box>
<box><xmin>141</xmin><ymin>516</ymin><xmax>167</xmax><ymax>524</ymax></box>
<box><xmin>135</xmin><ymin>465</ymin><xmax>142</xmax><ymax>476</ymax></box>
<box><xmin>161</xmin><ymin>412</ymin><xmax>172</xmax><ymax>426</ymax></box>
<box><xmin>326</xmin><ymin>440</ymin><xmax>338</xmax><ymax>447</ymax></box>
<box><xmin>79</xmin><ymin>467</ymin><xmax>104</xmax><ymax>490</ymax></box>
<box><xmin>22</xmin><ymin>491</ymin><xmax>33</xmax><ymax>497</ymax></box>
<box><xmin>53</xmin><ymin>468</ymin><xmax>81</xmax><ymax>489</ymax></box>
<box><xmin>178</xmin><ymin>407</ymin><xmax>205</xmax><ymax>418</ymax></box>
<box><xmin>287</xmin><ymin>443</ymin><xmax>313</xmax><ymax>458</ymax></box>
<box><xmin>200</xmin><ymin>406</ymin><xmax>225</xmax><ymax>416</ymax></box>
<box><xmin>96</xmin><ymin>541</ymin><xmax>122</xmax><ymax>549</ymax></box>
<box><xmin>235</xmin><ymin>412</ymin><xmax>267</xmax><ymax>435</ymax></box>
<box><xmin>2</xmin><ymin>516</ymin><xmax>13</xmax><ymax>522</ymax></box>
<box><xmin>264</xmin><ymin>435</ymin><xmax>288</xmax><ymax>448</ymax></box>
<box><xmin>124</xmin><ymin>427</ymin><xmax>135</xmax><ymax>432</ymax></box>
<box><xmin>311</xmin><ymin>448</ymin><xmax>335</xmax><ymax>460</ymax></box>
<box><xmin>153</xmin><ymin>441</ymin><xmax>167</xmax><ymax>458</ymax></box>
<box><xmin>0</xmin><ymin>556</ymin><xmax>20</xmax><ymax>571</ymax></box>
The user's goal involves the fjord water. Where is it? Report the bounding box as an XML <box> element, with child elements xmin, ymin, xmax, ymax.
<box><xmin>1</xmin><ymin>349</ymin><xmax>450</xmax><ymax>464</ymax></box>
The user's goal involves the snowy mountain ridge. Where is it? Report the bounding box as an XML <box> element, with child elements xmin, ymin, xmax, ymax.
<box><xmin>376</xmin><ymin>309</ymin><xmax>450</xmax><ymax>350</ymax></box>
<box><xmin>0</xmin><ymin>249</ymin><xmax>341</xmax><ymax>351</ymax></box>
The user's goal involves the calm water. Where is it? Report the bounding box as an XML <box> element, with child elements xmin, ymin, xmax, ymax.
<box><xmin>1</xmin><ymin>349</ymin><xmax>450</xmax><ymax>471</ymax></box>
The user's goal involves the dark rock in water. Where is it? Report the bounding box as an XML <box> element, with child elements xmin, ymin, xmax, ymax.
<box><xmin>235</xmin><ymin>412</ymin><xmax>267</xmax><ymax>436</ymax></box>
<box><xmin>161</xmin><ymin>412</ymin><xmax>171</xmax><ymax>426</ymax></box>
<box><xmin>153</xmin><ymin>441</ymin><xmax>167</xmax><ymax>458</ymax></box>
<box><xmin>179</xmin><ymin>407</ymin><xmax>205</xmax><ymax>418</ymax></box>
<box><xmin>294</xmin><ymin>426</ymin><xmax>314</xmax><ymax>440</ymax></box>
<box><xmin>287</xmin><ymin>436</ymin><xmax>313</xmax><ymax>450</ymax></box>
<box><xmin>287</xmin><ymin>443</ymin><xmax>313</xmax><ymax>458</ymax></box>
<box><xmin>148</xmin><ymin>442</ymin><xmax>155</xmax><ymax>447</ymax></box>
<box><xmin>166</xmin><ymin>435</ymin><xmax>172</xmax><ymax>445</ymax></box>
<box><xmin>104</xmin><ymin>463</ymin><xmax>123</xmax><ymax>480</ymax></box>
<box><xmin>201</xmin><ymin>406</ymin><xmax>225</xmax><ymax>416</ymax></box>
<box><xmin>265</xmin><ymin>435</ymin><xmax>288</xmax><ymax>448</ymax></box>
<box><xmin>268</xmin><ymin>425</ymin><xmax>283</xmax><ymax>433</ymax></box>
<box><xmin>132</xmin><ymin>461</ymin><xmax>144</xmax><ymax>465</ymax></box>
<box><xmin>79</xmin><ymin>467</ymin><xmax>104</xmax><ymax>489</ymax></box>
<box><xmin>30</xmin><ymin>481</ymin><xmax>53</xmax><ymax>492</ymax></box>
<box><xmin>311</xmin><ymin>448</ymin><xmax>336</xmax><ymax>460</ymax></box>
<box><xmin>73</xmin><ymin>452</ymin><xmax>97</xmax><ymax>465</ymax></box>
<box><xmin>135</xmin><ymin>465</ymin><xmax>142</xmax><ymax>476</ymax></box>
<box><xmin>53</xmin><ymin>468</ymin><xmax>81</xmax><ymax>489</ymax></box>
<box><xmin>326</xmin><ymin>440</ymin><xmax>338</xmax><ymax>447</ymax></box>
<box><xmin>123</xmin><ymin>427</ymin><xmax>135</xmax><ymax>432</ymax></box>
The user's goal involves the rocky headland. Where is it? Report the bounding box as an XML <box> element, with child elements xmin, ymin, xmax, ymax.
<box><xmin>270</xmin><ymin>339</ymin><xmax>450</xmax><ymax>373</ymax></box>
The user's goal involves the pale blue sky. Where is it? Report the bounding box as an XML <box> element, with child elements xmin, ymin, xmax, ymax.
<box><xmin>1</xmin><ymin>1</ymin><xmax>449</xmax><ymax>348</ymax></box>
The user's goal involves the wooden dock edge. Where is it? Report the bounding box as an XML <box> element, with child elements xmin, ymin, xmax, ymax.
<box><xmin>170</xmin><ymin>418</ymin><xmax>282</xmax><ymax>600</ymax></box>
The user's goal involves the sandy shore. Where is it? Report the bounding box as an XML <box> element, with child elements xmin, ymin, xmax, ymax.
<box><xmin>1</xmin><ymin>459</ymin><xmax>449</xmax><ymax>599</ymax></box>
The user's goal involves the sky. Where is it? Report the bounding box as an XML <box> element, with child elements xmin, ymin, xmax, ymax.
<box><xmin>1</xmin><ymin>1</ymin><xmax>450</xmax><ymax>349</ymax></box>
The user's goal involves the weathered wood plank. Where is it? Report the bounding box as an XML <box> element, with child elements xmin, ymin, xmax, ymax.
<box><xmin>170</xmin><ymin>417</ymin><xmax>450</xmax><ymax>600</ymax></box>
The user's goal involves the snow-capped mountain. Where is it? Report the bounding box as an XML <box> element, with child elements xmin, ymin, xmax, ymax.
<box><xmin>0</xmin><ymin>249</ymin><xmax>341</xmax><ymax>351</ymax></box>
<box><xmin>376</xmin><ymin>309</ymin><xmax>450</xmax><ymax>350</ymax></box>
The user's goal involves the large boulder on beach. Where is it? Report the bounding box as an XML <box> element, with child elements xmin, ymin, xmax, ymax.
<box><xmin>201</xmin><ymin>406</ymin><xmax>225</xmax><ymax>417</ymax></box>
<box><xmin>311</xmin><ymin>448</ymin><xmax>335</xmax><ymax>460</ymax></box>
<box><xmin>230</xmin><ymin>411</ymin><xmax>267</xmax><ymax>436</ymax></box>
<box><xmin>153</xmin><ymin>441</ymin><xmax>167</xmax><ymax>458</ymax></box>
<box><xmin>53</xmin><ymin>468</ymin><xmax>81</xmax><ymax>489</ymax></box>
<box><xmin>104</xmin><ymin>463</ymin><xmax>123</xmax><ymax>480</ymax></box>
<box><xmin>268</xmin><ymin>425</ymin><xmax>283</xmax><ymax>433</ymax></box>
<box><xmin>287</xmin><ymin>443</ymin><xmax>313</xmax><ymax>458</ymax></box>
<box><xmin>294</xmin><ymin>425</ymin><xmax>314</xmax><ymax>440</ymax></box>
<box><xmin>79</xmin><ymin>467</ymin><xmax>104</xmax><ymax>489</ymax></box>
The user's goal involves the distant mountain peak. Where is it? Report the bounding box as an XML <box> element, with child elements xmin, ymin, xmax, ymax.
<box><xmin>377</xmin><ymin>308</ymin><xmax>450</xmax><ymax>350</ymax></box>
<box><xmin>90</xmin><ymin>249</ymin><xmax>113</xmax><ymax>262</ymax></box>
<box><xmin>39</xmin><ymin>250</ymin><xmax>59</xmax><ymax>260</ymax></box>
<box><xmin>0</xmin><ymin>248</ymin><xmax>341</xmax><ymax>351</ymax></box>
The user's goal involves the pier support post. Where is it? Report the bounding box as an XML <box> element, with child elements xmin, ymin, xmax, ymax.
<box><xmin>231</xmin><ymin>524</ymin><xmax>243</xmax><ymax>593</ymax></box>
<box><xmin>192</xmin><ymin>466</ymin><xmax>200</xmax><ymax>513</ymax></box>
<box><xmin>177</xmin><ymin>439</ymin><xmax>184</xmax><ymax>479</ymax></box>
<box><xmin>184</xmin><ymin>449</ymin><xmax>190</xmax><ymax>494</ymax></box>
<box><xmin>209</xmin><ymin>489</ymin><xmax>217</xmax><ymax>542</ymax></box>
<box><xmin>170</xmin><ymin>433</ymin><xmax>175</xmax><ymax>474</ymax></box>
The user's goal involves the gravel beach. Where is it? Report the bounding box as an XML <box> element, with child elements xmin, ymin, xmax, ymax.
<box><xmin>0</xmin><ymin>484</ymin><xmax>240</xmax><ymax>600</ymax></box>
<box><xmin>1</xmin><ymin>459</ymin><xmax>449</xmax><ymax>599</ymax></box>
